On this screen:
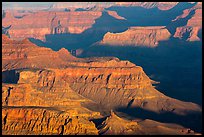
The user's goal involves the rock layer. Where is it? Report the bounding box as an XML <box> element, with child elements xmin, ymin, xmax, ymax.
<box><xmin>2</xmin><ymin>35</ymin><xmax>202</xmax><ymax>135</ymax></box>
<box><xmin>2</xmin><ymin>107</ymin><xmax>98</xmax><ymax>135</ymax></box>
<box><xmin>2</xmin><ymin>11</ymin><xmax>102</xmax><ymax>40</ymax></box>
<box><xmin>2</xmin><ymin>34</ymin><xmax>80</xmax><ymax>70</ymax></box>
<box><xmin>99</xmin><ymin>26</ymin><xmax>171</xmax><ymax>47</ymax></box>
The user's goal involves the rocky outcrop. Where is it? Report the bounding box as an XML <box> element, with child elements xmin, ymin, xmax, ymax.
<box><xmin>173</xmin><ymin>2</ymin><xmax>202</xmax><ymax>41</ymax></box>
<box><xmin>2</xmin><ymin>34</ymin><xmax>80</xmax><ymax>70</ymax></box>
<box><xmin>7</xmin><ymin>66</ymin><xmax>200</xmax><ymax>116</ymax></box>
<box><xmin>2</xmin><ymin>107</ymin><xmax>98</xmax><ymax>135</ymax></box>
<box><xmin>99</xmin><ymin>26</ymin><xmax>171</xmax><ymax>47</ymax></box>
<box><xmin>2</xmin><ymin>73</ymin><xmax>101</xmax><ymax>135</ymax></box>
<box><xmin>98</xmin><ymin>111</ymin><xmax>140</xmax><ymax>135</ymax></box>
<box><xmin>2</xmin><ymin>36</ymin><xmax>202</xmax><ymax>135</ymax></box>
<box><xmin>2</xmin><ymin>11</ymin><xmax>102</xmax><ymax>40</ymax></box>
<box><xmin>2</xmin><ymin>35</ymin><xmax>201</xmax><ymax>114</ymax></box>
<box><xmin>174</xmin><ymin>26</ymin><xmax>201</xmax><ymax>41</ymax></box>
<box><xmin>97</xmin><ymin>111</ymin><xmax>199</xmax><ymax>135</ymax></box>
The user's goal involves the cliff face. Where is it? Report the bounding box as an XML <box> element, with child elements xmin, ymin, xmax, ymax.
<box><xmin>2</xmin><ymin>107</ymin><xmax>99</xmax><ymax>135</ymax></box>
<box><xmin>2</xmin><ymin>72</ymin><xmax>101</xmax><ymax>135</ymax></box>
<box><xmin>2</xmin><ymin>35</ymin><xmax>201</xmax><ymax>114</ymax></box>
<box><xmin>13</xmin><ymin>68</ymin><xmax>200</xmax><ymax>115</ymax></box>
<box><xmin>2</xmin><ymin>34</ymin><xmax>79</xmax><ymax>70</ymax></box>
<box><xmin>173</xmin><ymin>2</ymin><xmax>202</xmax><ymax>41</ymax></box>
<box><xmin>2</xmin><ymin>11</ymin><xmax>102</xmax><ymax>40</ymax></box>
<box><xmin>99</xmin><ymin>26</ymin><xmax>171</xmax><ymax>47</ymax></box>
<box><xmin>2</xmin><ymin>36</ymin><xmax>201</xmax><ymax>135</ymax></box>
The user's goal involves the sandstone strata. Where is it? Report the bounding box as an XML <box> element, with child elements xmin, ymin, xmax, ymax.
<box><xmin>2</xmin><ymin>72</ymin><xmax>101</xmax><ymax>135</ymax></box>
<box><xmin>2</xmin><ymin>11</ymin><xmax>102</xmax><ymax>40</ymax></box>
<box><xmin>99</xmin><ymin>26</ymin><xmax>171</xmax><ymax>47</ymax></box>
<box><xmin>2</xmin><ymin>107</ymin><xmax>98</xmax><ymax>135</ymax></box>
<box><xmin>2</xmin><ymin>34</ymin><xmax>80</xmax><ymax>70</ymax></box>
<box><xmin>2</xmin><ymin>36</ymin><xmax>201</xmax><ymax>135</ymax></box>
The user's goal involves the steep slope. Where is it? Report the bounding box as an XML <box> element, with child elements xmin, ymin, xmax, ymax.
<box><xmin>98</xmin><ymin>26</ymin><xmax>171</xmax><ymax>47</ymax></box>
<box><xmin>2</xmin><ymin>35</ymin><xmax>202</xmax><ymax>134</ymax></box>
<box><xmin>2</xmin><ymin>35</ymin><xmax>201</xmax><ymax>115</ymax></box>
<box><xmin>2</xmin><ymin>34</ymin><xmax>80</xmax><ymax>70</ymax></box>
<box><xmin>2</xmin><ymin>75</ymin><xmax>102</xmax><ymax>135</ymax></box>
<box><xmin>2</xmin><ymin>107</ymin><xmax>99</xmax><ymax>135</ymax></box>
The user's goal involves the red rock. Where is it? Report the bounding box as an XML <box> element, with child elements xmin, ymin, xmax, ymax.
<box><xmin>99</xmin><ymin>26</ymin><xmax>171</xmax><ymax>47</ymax></box>
<box><xmin>173</xmin><ymin>2</ymin><xmax>202</xmax><ymax>41</ymax></box>
<box><xmin>2</xmin><ymin>11</ymin><xmax>102</xmax><ymax>40</ymax></box>
<box><xmin>2</xmin><ymin>34</ymin><xmax>202</xmax><ymax>135</ymax></box>
<box><xmin>2</xmin><ymin>35</ymin><xmax>80</xmax><ymax>70</ymax></box>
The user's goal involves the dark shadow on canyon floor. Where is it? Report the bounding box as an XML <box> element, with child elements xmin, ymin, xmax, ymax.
<box><xmin>115</xmin><ymin>106</ymin><xmax>202</xmax><ymax>133</ymax></box>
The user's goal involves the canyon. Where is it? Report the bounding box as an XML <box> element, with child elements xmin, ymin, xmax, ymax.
<box><xmin>2</xmin><ymin>2</ymin><xmax>202</xmax><ymax>135</ymax></box>
<box><xmin>2</xmin><ymin>2</ymin><xmax>202</xmax><ymax>45</ymax></box>
<box><xmin>2</xmin><ymin>35</ymin><xmax>202</xmax><ymax>135</ymax></box>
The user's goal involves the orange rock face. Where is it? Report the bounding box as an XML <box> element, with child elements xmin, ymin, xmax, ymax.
<box><xmin>99</xmin><ymin>26</ymin><xmax>171</xmax><ymax>47</ymax></box>
<box><xmin>2</xmin><ymin>107</ymin><xmax>99</xmax><ymax>135</ymax></box>
<box><xmin>2</xmin><ymin>34</ymin><xmax>79</xmax><ymax>70</ymax></box>
<box><xmin>2</xmin><ymin>35</ymin><xmax>201</xmax><ymax>135</ymax></box>
<box><xmin>2</xmin><ymin>11</ymin><xmax>102</xmax><ymax>40</ymax></box>
<box><xmin>173</xmin><ymin>2</ymin><xmax>202</xmax><ymax>41</ymax></box>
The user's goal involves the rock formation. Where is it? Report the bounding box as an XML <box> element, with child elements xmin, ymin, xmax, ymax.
<box><xmin>2</xmin><ymin>35</ymin><xmax>201</xmax><ymax>135</ymax></box>
<box><xmin>2</xmin><ymin>34</ymin><xmax>80</xmax><ymax>70</ymax></box>
<box><xmin>2</xmin><ymin>10</ymin><xmax>102</xmax><ymax>40</ymax></box>
<box><xmin>97</xmin><ymin>111</ymin><xmax>199</xmax><ymax>135</ymax></box>
<box><xmin>173</xmin><ymin>2</ymin><xmax>202</xmax><ymax>41</ymax></box>
<box><xmin>2</xmin><ymin>107</ymin><xmax>99</xmax><ymax>135</ymax></box>
<box><xmin>99</xmin><ymin>26</ymin><xmax>171</xmax><ymax>47</ymax></box>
